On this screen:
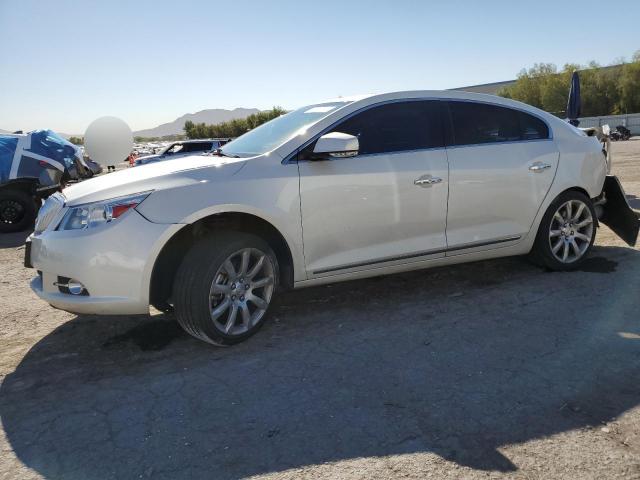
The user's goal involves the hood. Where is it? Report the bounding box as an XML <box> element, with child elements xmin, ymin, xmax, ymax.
<box><xmin>63</xmin><ymin>154</ymin><xmax>246</xmax><ymax>206</ymax></box>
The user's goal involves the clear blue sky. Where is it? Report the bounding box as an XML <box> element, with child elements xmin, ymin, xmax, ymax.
<box><xmin>1</xmin><ymin>0</ymin><xmax>638</xmax><ymax>134</ymax></box>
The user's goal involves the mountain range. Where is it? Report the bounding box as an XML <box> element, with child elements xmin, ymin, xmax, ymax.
<box><xmin>1</xmin><ymin>108</ymin><xmax>261</xmax><ymax>139</ymax></box>
<box><xmin>132</xmin><ymin>108</ymin><xmax>261</xmax><ymax>138</ymax></box>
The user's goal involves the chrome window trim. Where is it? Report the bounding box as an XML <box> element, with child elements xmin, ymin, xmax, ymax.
<box><xmin>283</xmin><ymin>97</ymin><xmax>554</xmax><ymax>164</ymax></box>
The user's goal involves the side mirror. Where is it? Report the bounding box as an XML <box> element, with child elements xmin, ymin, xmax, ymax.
<box><xmin>312</xmin><ymin>132</ymin><xmax>359</xmax><ymax>159</ymax></box>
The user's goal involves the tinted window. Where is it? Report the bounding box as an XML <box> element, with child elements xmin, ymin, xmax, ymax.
<box><xmin>519</xmin><ymin>111</ymin><xmax>549</xmax><ymax>140</ymax></box>
<box><xmin>182</xmin><ymin>142</ymin><xmax>211</xmax><ymax>152</ymax></box>
<box><xmin>326</xmin><ymin>101</ymin><xmax>444</xmax><ymax>155</ymax></box>
<box><xmin>448</xmin><ymin>102</ymin><xmax>521</xmax><ymax>146</ymax></box>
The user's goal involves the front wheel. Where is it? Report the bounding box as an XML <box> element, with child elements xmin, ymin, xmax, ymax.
<box><xmin>173</xmin><ymin>232</ymin><xmax>278</xmax><ymax>346</ymax></box>
<box><xmin>0</xmin><ymin>189</ymin><xmax>37</xmax><ymax>233</ymax></box>
<box><xmin>529</xmin><ymin>190</ymin><xmax>596</xmax><ymax>271</ymax></box>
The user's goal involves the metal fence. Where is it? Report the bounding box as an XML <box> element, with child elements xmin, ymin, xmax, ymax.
<box><xmin>578</xmin><ymin>113</ymin><xmax>640</xmax><ymax>134</ymax></box>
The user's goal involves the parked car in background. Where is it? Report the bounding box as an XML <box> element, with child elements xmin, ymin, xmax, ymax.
<box><xmin>27</xmin><ymin>91</ymin><xmax>639</xmax><ymax>346</ymax></box>
<box><xmin>1</xmin><ymin>130</ymin><xmax>88</xmax><ymax>232</ymax></box>
<box><xmin>610</xmin><ymin>125</ymin><xmax>632</xmax><ymax>141</ymax></box>
<box><xmin>134</xmin><ymin>139</ymin><xmax>229</xmax><ymax>166</ymax></box>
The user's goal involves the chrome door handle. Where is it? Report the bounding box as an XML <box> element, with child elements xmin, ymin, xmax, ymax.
<box><xmin>414</xmin><ymin>175</ymin><xmax>443</xmax><ymax>187</ymax></box>
<box><xmin>529</xmin><ymin>162</ymin><xmax>552</xmax><ymax>172</ymax></box>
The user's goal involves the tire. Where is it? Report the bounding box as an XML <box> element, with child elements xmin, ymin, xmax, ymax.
<box><xmin>0</xmin><ymin>189</ymin><xmax>37</xmax><ymax>233</ymax></box>
<box><xmin>173</xmin><ymin>232</ymin><xmax>279</xmax><ymax>346</ymax></box>
<box><xmin>529</xmin><ymin>190</ymin><xmax>597</xmax><ymax>271</ymax></box>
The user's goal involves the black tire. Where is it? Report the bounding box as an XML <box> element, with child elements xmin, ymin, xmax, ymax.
<box><xmin>0</xmin><ymin>189</ymin><xmax>37</xmax><ymax>233</ymax></box>
<box><xmin>529</xmin><ymin>190</ymin><xmax>597</xmax><ymax>271</ymax></box>
<box><xmin>173</xmin><ymin>232</ymin><xmax>279</xmax><ymax>346</ymax></box>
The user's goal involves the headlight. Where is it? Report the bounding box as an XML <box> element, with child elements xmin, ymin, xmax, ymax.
<box><xmin>58</xmin><ymin>192</ymin><xmax>151</xmax><ymax>231</ymax></box>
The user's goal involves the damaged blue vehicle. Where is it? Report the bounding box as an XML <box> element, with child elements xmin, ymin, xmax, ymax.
<box><xmin>0</xmin><ymin>130</ymin><xmax>88</xmax><ymax>232</ymax></box>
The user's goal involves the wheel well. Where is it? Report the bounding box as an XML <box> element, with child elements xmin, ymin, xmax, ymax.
<box><xmin>149</xmin><ymin>212</ymin><xmax>295</xmax><ymax>309</ymax></box>
<box><xmin>565</xmin><ymin>186</ymin><xmax>591</xmax><ymax>199</ymax></box>
<box><xmin>0</xmin><ymin>179</ymin><xmax>38</xmax><ymax>196</ymax></box>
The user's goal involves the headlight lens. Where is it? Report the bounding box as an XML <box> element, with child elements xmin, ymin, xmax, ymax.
<box><xmin>58</xmin><ymin>192</ymin><xmax>150</xmax><ymax>231</ymax></box>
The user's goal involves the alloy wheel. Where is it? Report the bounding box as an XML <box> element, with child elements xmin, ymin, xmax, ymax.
<box><xmin>548</xmin><ymin>199</ymin><xmax>594</xmax><ymax>263</ymax></box>
<box><xmin>208</xmin><ymin>248</ymin><xmax>275</xmax><ymax>335</ymax></box>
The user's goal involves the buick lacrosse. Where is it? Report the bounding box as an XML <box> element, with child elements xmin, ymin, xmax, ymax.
<box><xmin>26</xmin><ymin>91</ymin><xmax>638</xmax><ymax>345</ymax></box>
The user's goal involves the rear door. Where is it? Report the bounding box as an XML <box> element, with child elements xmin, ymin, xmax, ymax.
<box><xmin>444</xmin><ymin>101</ymin><xmax>559</xmax><ymax>252</ymax></box>
<box><xmin>298</xmin><ymin>100</ymin><xmax>449</xmax><ymax>276</ymax></box>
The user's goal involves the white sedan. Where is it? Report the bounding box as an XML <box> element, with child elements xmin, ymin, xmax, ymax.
<box><xmin>26</xmin><ymin>91</ymin><xmax>639</xmax><ymax>345</ymax></box>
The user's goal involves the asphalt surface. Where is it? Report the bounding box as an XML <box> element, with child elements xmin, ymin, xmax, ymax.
<box><xmin>1</xmin><ymin>140</ymin><xmax>639</xmax><ymax>479</ymax></box>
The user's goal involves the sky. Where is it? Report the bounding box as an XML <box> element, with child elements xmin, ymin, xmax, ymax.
<box><xmin>1</xmin><ymin>0</ymin><xmax>639</xmax><ymax>134</ymax></box>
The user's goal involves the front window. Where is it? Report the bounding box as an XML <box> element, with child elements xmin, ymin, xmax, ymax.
<box><xmin>221</xmin><ymin>101</ymin><xmax>352</xmax><ymax>157</ymax></box>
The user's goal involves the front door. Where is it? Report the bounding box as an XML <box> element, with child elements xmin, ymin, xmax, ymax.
<box><xmin>298</xmin><ymin>100</ymin><xmax>449</xmax><ymax>276</ymax></box>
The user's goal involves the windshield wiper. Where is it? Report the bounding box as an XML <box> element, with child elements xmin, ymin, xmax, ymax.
<box><xmin>214</xmin><ymin>148</ymin><xmax>240</xmax><ymax>158</ymax></box>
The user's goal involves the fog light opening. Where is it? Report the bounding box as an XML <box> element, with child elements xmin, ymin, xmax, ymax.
<box><xmin>55</xmin><ymin>276</ymin><xmax>89</xmax><ymax>296</ymax></box>
<box><xmin>67</xmin><ymin>279</ymin><xmax>85</xmax><ymax>295</ymax></box>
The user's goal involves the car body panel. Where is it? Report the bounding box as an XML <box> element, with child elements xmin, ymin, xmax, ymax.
<box><xmin>29</xmin><ymin>209</ymin><xmax>181</xmax><ymax>314</ymax></box>
<box><xmin>600</xmin><ymin>175</ymin><xmax>639</xmax><ymax>246</ymax></box>
<box><xmin>445</xmin><ymin>140</ymin><xmax>559</xmax><ymax>249</ymax></box>
<box><xmin>298</xmin><ymin>148</ymin><xmax>449</xmax><ymax>276</ymax></box>
<box><xmin>63</xmin><ymin>154</ymin><xmax>246</xmax><ymax>206</ymax></box>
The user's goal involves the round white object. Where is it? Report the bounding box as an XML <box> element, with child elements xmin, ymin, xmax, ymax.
<box><xmin>84</xmin><ymin>116</ymin><xmax>133</xmax><ymax>167</ymax></box>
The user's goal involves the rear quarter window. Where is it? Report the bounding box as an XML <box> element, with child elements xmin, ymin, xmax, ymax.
<box><xmin>518</xmin><ymin>111</ymin><xmax>550</xmax><ymax>140</ymax></box>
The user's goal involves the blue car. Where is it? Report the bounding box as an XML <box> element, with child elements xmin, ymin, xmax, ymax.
<box><xmin>0</xmin><ymin>130</ymin><xmax>84</xmax><ymax>232</ymax></box>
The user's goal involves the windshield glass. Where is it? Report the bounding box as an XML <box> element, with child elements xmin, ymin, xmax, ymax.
<box><xmin>221</xmin><ymin>101</ymin><xmax>351</xmax><ymax>157</ymax></box>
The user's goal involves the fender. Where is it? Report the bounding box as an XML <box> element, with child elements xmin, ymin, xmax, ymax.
<box><xmin>178</xmin><ymin>203</ymin><xmax>306</xmax><ymax>282</ymax></box>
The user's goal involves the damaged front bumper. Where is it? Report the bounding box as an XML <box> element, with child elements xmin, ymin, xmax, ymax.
<box><xmin>596</xmin><ymin>175</ymin><xmax>639</xmax><ymax>246</ymax></box>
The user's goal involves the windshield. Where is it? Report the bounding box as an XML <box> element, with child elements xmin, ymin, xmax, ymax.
<box><xmin>221</xmin><ymin>101</ymin><xmax>352</xmax><ymax>157</ymax></box>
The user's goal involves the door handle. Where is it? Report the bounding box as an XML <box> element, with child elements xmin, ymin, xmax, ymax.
<box><xmin>414</xmin><ymin>175</ymin><xmax>443</xmax><ymax>187</ymax></box>
<box><xmin>529</xmin><ymin>162</ymin><xmax>552</xmax><ymax>172</ymax></box>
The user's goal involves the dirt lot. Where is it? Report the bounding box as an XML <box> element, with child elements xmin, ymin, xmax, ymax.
<box><xmin>1</xmin><ymin>140</ymin><xmax>639</xmax><ymax>480</ymax></box>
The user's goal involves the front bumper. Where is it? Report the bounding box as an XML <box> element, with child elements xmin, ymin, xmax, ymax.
<box><xmin>28</xmin><ymin>209</ymin><xmax>181</xmax><ymax>315</ymax></box>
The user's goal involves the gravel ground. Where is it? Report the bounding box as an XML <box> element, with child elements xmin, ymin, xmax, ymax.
<box><xmin>1</xmin><ymin>140</ymin><xmax>639</xmax><ymax>480</ymax></box>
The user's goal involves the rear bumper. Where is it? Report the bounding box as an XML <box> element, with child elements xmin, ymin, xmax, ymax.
<box><xmin>599</xmin><ymin>175</ymin><xmax>639</xmax><ymax>246</ymax></box>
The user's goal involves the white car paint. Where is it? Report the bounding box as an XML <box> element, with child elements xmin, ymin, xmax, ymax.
<box><xmin>29</xmin><ymin>90</ymin><xmax>607</xmax><ymax>315</ymax></box>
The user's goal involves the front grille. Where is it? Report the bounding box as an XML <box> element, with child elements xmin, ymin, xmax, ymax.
<box><xmin>34</xmin><ymin>192</ymin><xmax>65</xmax><ymax>234</ymax></box>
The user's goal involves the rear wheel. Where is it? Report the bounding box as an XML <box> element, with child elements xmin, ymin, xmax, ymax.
<box><xmin>0</xmin><ymin>189</ymin><xmax>37</xmax><ymax>233</ymax></box>
<box><xmin>173</xmin><ymin>232</ymin><xmax>278</xmax><ymax>345</ymax></box>
<box><xmin>529</xmin><ymin>191</ymin><xmax>596</xmax><ymax>271</ymax></box>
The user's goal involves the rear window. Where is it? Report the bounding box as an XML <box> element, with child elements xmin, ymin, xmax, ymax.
<box><xmin>448</xmin><ymin>102</ymin><xmax>549</xmax><ymax>146</ymax></box>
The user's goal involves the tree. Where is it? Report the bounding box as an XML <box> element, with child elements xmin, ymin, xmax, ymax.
<box><xmin>618</xmin><ymin>60</ymin><xmax>640</xmax><ymax>113</ymax></box>
<box><xmin>498</xmin><ymin>57</ymin><xmax>640</xmax><ymax>117</ymax></box>
<box><xmin>184</xmin><ymin>107</ymin><xmax>287</xmax><ymax>139</ymax></box>
<box><xmin>68</xmin><ymin>136</ymin><xmax>84</xmax><ymax>145</ymax></box>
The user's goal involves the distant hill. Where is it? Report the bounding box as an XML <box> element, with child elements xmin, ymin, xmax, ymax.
<box><xmin>133</xmin><ymin>108</ymin><xmax>260</xmax><ymax>138</ymax></box>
